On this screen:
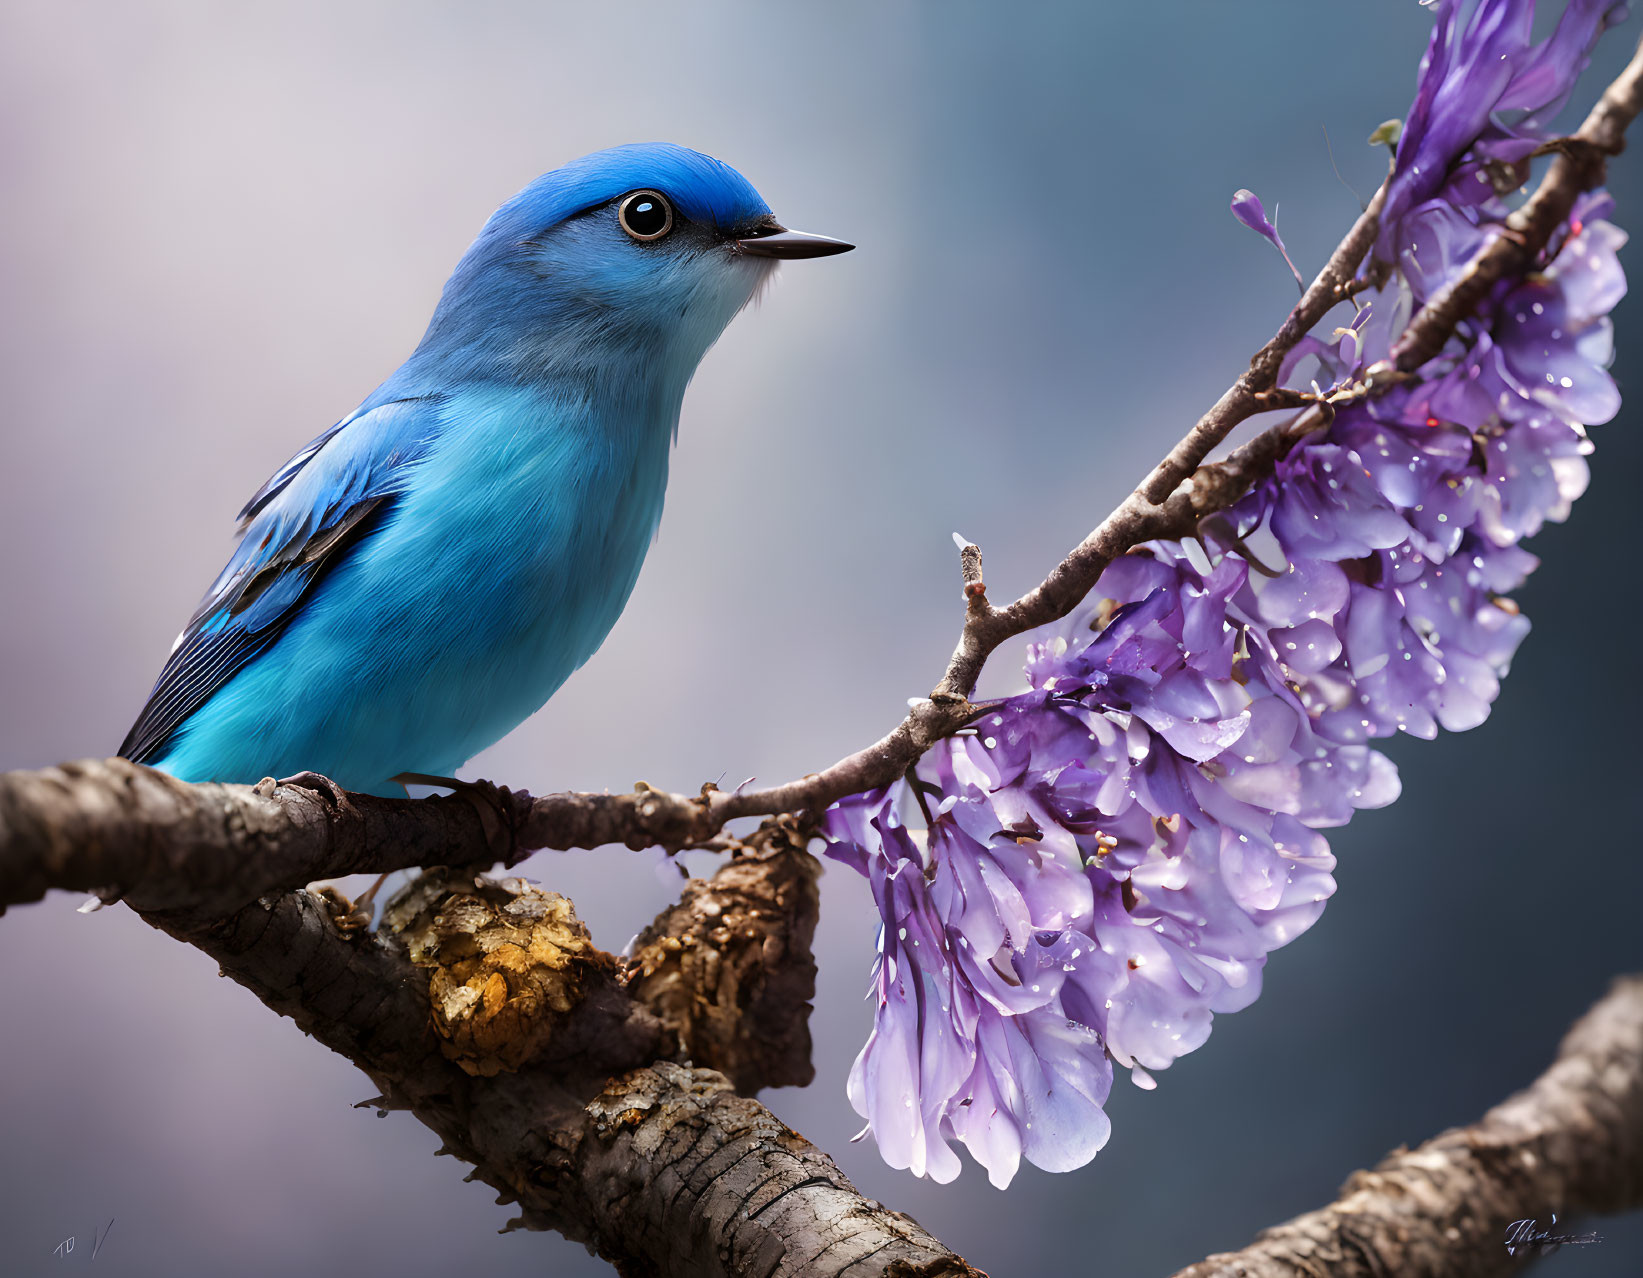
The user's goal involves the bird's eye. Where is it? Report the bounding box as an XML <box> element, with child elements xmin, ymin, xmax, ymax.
<box><xmin>618</xmin><ymin>190</ymin><xmax>673</xmax><ymax>242</ymax></box>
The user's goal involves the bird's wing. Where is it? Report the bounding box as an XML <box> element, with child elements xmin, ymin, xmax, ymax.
<box><xmin>119</xmin><ymin>396</ymin><xmax>443</xmax><ymax>764</ymax></box>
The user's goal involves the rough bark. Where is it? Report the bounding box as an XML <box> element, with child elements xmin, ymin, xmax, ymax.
<box><xmin>142</xmin><ymin>844</ymin><xmax>981</xmax><ymax>1278</ymax></box>
<box><xmin>626</xmin><ymin>817</ymin><xmax>820</xmax><ymax>1093</ymax></box>
<box><xmin>562</xmin><ymin>1064</ymin><xmax>980</xmax><ymax>1278</ymax></box>
<box><xmin>0</xmin><ymin>757</ymin><xmax>519</xmax><ymax>921</ymax></box>
<box><xmin>1172</xmin><ymin>975</ymin><xmax>1643</xmax><ymax>1278</ymax></box>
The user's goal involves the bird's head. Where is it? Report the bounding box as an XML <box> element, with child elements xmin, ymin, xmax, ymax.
<box><xmin>414</xmin><ymin>142</ymin><xmax>852</xmax><ymax>384</ymax></box>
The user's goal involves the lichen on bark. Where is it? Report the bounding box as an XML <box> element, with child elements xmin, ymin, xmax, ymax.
<box><xmin>387</xmin><ymin>870</ymin><xmax>616</xmax><ymax>1077</ymax></box>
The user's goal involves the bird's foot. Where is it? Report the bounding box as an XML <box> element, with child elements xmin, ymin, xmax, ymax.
<box><xmin>275</xmin><ymin>770</ymin><xmax>357</xmax><ymax>816</ymax></box>
<box><xmin>392</xmin><ymin>774</ymin><xmax>529</xmax><ymax>866</ymax></box>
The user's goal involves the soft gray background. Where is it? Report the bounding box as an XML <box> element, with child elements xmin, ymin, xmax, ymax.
<box><xmin>1</xmin><ymin>2</ymin><xmax>1639</xmax><ymax>1274</ymax></box>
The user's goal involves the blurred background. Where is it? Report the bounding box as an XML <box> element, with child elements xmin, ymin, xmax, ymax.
<box><xmin>2</xmin><ymin>1</ymin><xmax>1640</xmax><ymax>1274</ymax></box>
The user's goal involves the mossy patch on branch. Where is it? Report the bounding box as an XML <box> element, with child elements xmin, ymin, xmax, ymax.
<box><xmin>384</xmin><ymin>871</ymin><xmax>615</xmax><ymax>1076</ymax></box>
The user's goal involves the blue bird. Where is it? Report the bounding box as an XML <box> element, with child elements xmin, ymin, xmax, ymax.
<box><xmin>119</xmin><ymin>143</ymin><xmax>851</xmax><ymax>796</ymax></box>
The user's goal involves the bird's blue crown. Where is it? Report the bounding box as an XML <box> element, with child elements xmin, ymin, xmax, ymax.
<box><xmin>493</xmin><ymin>142</ymin><xmax>772</xmax><ymax>237</ymax></box>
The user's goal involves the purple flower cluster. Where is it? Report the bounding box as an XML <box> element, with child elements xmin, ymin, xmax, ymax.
<box><xmin>1379</xmin><ymin>0</ymin><xmax>1628</xmax><ymax>258</ymax></box>
<box><xmin>822</xmin><ymin>0</ymin><xmax>1629</xmax><ymax>1188</ymax></box>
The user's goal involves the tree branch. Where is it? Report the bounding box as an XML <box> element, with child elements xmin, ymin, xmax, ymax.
<box><xmin>62</xmin><ymin>797</ymin><xmax>1643</xmax><ymax>1278</ymax></box>
<box><xmin>1171</xmin><ymin>975</ymin><xmax>1643</xmax><ymax>1278</ymax></box>
<box><xmin>138</xmin><ymin>839</ymin><xmax>982</xmax><ymax>1278</ymax></box>
<box><xmin>0</xmin><ymin>757</ymin><xmax>519</xmax><ymax>921</ymax></box>
<box><xmin>735</xmin><ymin>32</ymin><xmax>1643</xmax><ymax>832</ymax></box>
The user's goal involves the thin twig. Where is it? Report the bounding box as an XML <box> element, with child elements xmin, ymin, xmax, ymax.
<box><xmin>696</xmin><ymin>31</ymin><xmax>1643</xmax><ymax>832</ymax></box>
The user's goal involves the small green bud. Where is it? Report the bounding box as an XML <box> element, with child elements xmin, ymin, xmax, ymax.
<box><xmin>1368</xmin><ymin>118</ymin><xmax>1403</xmax><ymax>150</ymax></box>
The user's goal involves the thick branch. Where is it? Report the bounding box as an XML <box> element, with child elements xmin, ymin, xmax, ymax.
<box><xmin>563</xmin><ymin>1063</ymin><xmax>981</xmax><ymax>1278</ymax></box>
<box><xmin>0</xmin><ymin>757</ymin><xmax>520</xmax><ymax>921</ymax></box>
<box><xmin>1172</xmin><ymin>975</ymin><xmax>1643</xmax><ymax>1278</ymax></box>
<box><xmin>147</xmin><ymin>850</ymin><xmax>978</xmax><ymax>1278</ymax></box>
<box><xmin>128</xmin><ymin>851</ymin><xmax>1643</xmax><ymax>1278</ymax></box>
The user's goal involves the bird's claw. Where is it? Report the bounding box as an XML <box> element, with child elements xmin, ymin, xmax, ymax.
<box><xmin>276</xmin><ymin>770</ymin><xmax>356</xmax><ymax>815</ymax></box>
<box><xmin>461</xmin><ymin>779</ymin><xmax>528</xmax><ymax>865</ymax></box>
<box><xmin>387</xmin><ymin>773</ymin><xmax>524</xmax><ymax>866</ymax></box>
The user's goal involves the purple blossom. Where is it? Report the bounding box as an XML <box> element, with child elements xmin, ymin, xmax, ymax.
<box><xmin>1378</xmin><ymin>0</ymin><xmax>1628</xmax><ymax>256</ymax></box>
<box><xmin>827</xmin><ymin>547</ymin><xmax>1394</xmax><ymax>1186</ymax></box>
<box><xmin>1231</xmin><ymin>188</ymin><xmax>1305</xmax><ymax>289</ymax></box>
<box><xmin>822</xmin><ymin>0</ymin><xmax>1630</xmax><ymax>1187</ymax></box>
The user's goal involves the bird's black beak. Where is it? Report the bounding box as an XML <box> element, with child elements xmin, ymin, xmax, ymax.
<box><xmin>734</xmin><ymin>223</ymin><xmax>854</xmax><ymax>259</ymax></box>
